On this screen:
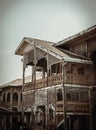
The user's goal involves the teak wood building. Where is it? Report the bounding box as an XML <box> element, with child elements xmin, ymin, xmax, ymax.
<box><xmin>0</xmin><ymin>25</ymin><xmax>96</xmax><ymax>130</ymax></box>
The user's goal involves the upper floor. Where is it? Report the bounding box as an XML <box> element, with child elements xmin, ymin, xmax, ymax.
<box><xmin>15</xmin><ymin>37</ymin><xmax>93</xmax><ymax>91</ymax></box>
<box><xmin>56</xmin><ymin>25</ymin><xmax>96</xmax><ymax>60</ymax></box>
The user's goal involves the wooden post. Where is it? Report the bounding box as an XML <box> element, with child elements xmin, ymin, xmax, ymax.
<box><xmin>29</xmin><ymin>107</ymin><xmax>33</xmax><ymax>130</ymax></box>
<box><xmin>4</xmin><ymin>115</ymin><xmax>6</xmax><ymax>130</ymax></box>
<box><xmin>33</xmin><ymin>43</ymin><xmax>37</xmax><ymax>129</ymax></box>
<box><xmin>33</xmin><ymin>43</ymin><xmax>37</xmax><ymax>101</ymax></box>
<box><xmin>86</xmin><ymin>41</ymin><xmax>89</xmax><ymax>57</ymax></box>
<box><xmin>69</xmin><ymin>116</ymin><xmax>71</xmax><ymax>130</ymax></box>
<box><xmin>47</xmin><ymin>89</ymin><xmax>49</xmax><ymax>130</ymax></box>
<box><xmin>62</xmin><ymin>61</ymin><xmax>67</xmax><ymax>130</ymax></box>
<box><xmin>10</xmin><ymin>115</ymin><xmax>12</xmax><ymax>130</ymax></box>
<box><xmin>89</xmin><ymin>89</ymin><xmax>92</xmax><ymax>130</ymax></box>
<box><xmin>46</xmin><ymin>53</ymin><xmax>49</xmax><ymax>87</ymax></box>
<box><xmin>46</xmin><ymin>53</ymin><xmax>49</xmax><ymax>130</ymax></box>
<box><xmin>55</xmin><ymin>87</ymin><xmax>57</xmax><ymax>130</ymax></box>
<box><xmin>21</xmin><ymin>58</ymin><xmax>25</xmax><ymax>130</ymax></box>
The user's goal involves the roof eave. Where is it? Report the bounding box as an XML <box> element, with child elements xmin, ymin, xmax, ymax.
<box><xmin>63</xmin><ymin>57</ymin><xmax>92</xmax><ymax>64</ymax></box>
<box><xmin>15</xmin><ymin>37</ymin><xmax>27</xmax><ymax>55</ymax></box>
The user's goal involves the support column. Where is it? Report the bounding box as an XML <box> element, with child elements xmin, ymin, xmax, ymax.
<box><xmin>10</xmin><ymin>87</ymin><xmax>13</xmax><ymax>110</ymax></box>
<box><xmin>3</xmin><ymin>115</ymin><xmax>6</xmax><ymax>130</ymax></box>
<box><xmin>69</xmin><ymin>116</ymin><xmax>71</xmax><ymax>130</ymax></box>
<box><xmin>10</xmin><ymin>88</ymin><xmax>13</xmax><ymax>130</ymax></box>
<box><xmin>47</xmin><ymin>89</ymin><xmax>49</xmax><ymax>130</ymax></box>
<box><xmin>32</xmin><ymin>66</ymin><xmax>34</xmax><ymax>82</ymax></box>
<box><xmin>33</xmin><ymin>44</ymin><xmax>37</xmax><ymax>103</ymax></box>
<box><xmin>62</xmin><ymin>61</ymin><xmax>67</xmax><ymax>130</ymax></box>
<box><xmin>10</xmin><ymin>115</ymin><xmax>12</xmax><ymax>130</ymax></box>
<box><xmin>29</xmin><ymin>108</ymin><xmax>33</xmax><ymax>130</ymax></box>
<box><xmin>18</xmin><ymin>90</ymin><xmax>21</xmax><ymax>110</ymax></box>
<box><xmin>1</xmin><ymin>92</ymin><xmax>3</xmax><ymax>102</ymax></box>
<box><xmin>46</xmin><ymin>53</ymin><xmax>49</xmax><ymax>130</ymax></box>
<box><xmin>89</xmin><ymin>89</ymin><xmax>92</xmax><ymax>130</ymax></box>
<box><xmin>5</xmin><ymin>93</ymin><xmax>7</xmax><ymax>103</ymax></box>
<box><xmin>33</xmin><ymin>43</ymin><xmax>37</xmax><ymax>129</ymax></box>
<box><xmin>46</xmin><ymin>53</ymin><xmax>49</xmax><ymax>87</ymax></box>
<box><xmin>55</xmin><ymin>88</ymin><xmax>57</xmax><ymax>130</ymax></box>
<box><xmin>42</xmin><ymin>67</ymin><xmax>45</xmax><ymax>79</ymax></box>
<box><xmin>21</xmin><ymin>58</ymin><xmax>26</xmax><ymax>130</ymax></box>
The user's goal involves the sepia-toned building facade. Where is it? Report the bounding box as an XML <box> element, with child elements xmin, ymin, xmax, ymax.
<box><xmin>0</xmin><ymin>25</ymin><xmax>96</xmax><ymax>130</ymax></box>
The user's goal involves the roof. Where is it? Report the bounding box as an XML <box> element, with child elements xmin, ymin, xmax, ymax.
<box><xmin>15</xmin><ymin>37</ymin><xmax>92</xmax><ymax>64</ymax></box>
<box><xmin>56</xmin><ymin>25</ymin><xmax>96</xmax><ymax>46</ymax></box>
<box><xmin>15</xmin><ymin>37</ymin><xmax>55</xmax><ymax>55</ymax></box>
<box><xmin>0</xmin><ymin>72</ymin><xmax>43</xmax><ymax>89</ymax></box>
<box><xmin>57</xmin><ymin>47</ymin><xmax>89</xmax><ymax>60</ymax></box>
<box><xmin>0</xmin><ymin>79</ymin><xmax>22</xmax><ymax>88</ymax></box>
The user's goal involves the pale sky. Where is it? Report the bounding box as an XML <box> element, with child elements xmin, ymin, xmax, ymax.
<box><xmin>0</xmin><ymin>0</ymin><xmax>96</xmax><ymax>85</ymax></box>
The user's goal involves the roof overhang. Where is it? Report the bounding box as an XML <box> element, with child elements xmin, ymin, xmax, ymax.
<box><xmin>15</xmin><ymin>38</ymin><xmax>34</xmax><ymax>55</ymax></box>
<box><xmin>15</xmin><ymin>37</ymin><xmax>92</xmax><ymax>65</ymax></box>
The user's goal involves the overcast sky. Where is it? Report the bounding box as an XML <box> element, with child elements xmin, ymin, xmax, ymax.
<box><xmin>0</xmin><ymin>0</ymin><xmax>96</xmax><ymax>85</ymax></box>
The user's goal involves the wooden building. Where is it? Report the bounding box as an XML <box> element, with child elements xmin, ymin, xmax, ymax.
<box><xmin>0</xmin><ymin>25</ymin><xmax>96</xmax><ymax>130</ymax></box>
<box><xmin>0</xmin><ymin>79</ymin><xmax>22</xmax><ymax>130</ymax></box>
<box><xmin>0</xmin><ymin>77</ymin><xmax>35</xmax><ymax>130</ymax></box>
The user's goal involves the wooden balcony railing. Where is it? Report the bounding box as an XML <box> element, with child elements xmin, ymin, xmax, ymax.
<box><xmin>24</xmin><ymin>74</ymin><xmax>62</xmax><ymax>91</ymax></box>
<box><xmin>0</xmin><ymin>102</ymin><xmax>23</xmax><ymax>109</ymax></box>
<box><xmin>56</xmin><ymin>101</ymin><xmax>90</xmax><ymax>113</ymax></box>
<box><xmin>12</xmin><ymin>102</ymin><xmax>18</xmax><ymax>106</ymax></box>
<box><xmin>24</xmin><ymin>73</ymin><xmax>95</xmax><ymax>91</ymax></box>
<box><xmin>0</xmin><ymin>100</ymin><xmax>90</xmax><ymax>113</ymax></box>
<box><xmin>0</xmin><ymin>102</ymin><xmax>10</xmax><ymax>108</ymax></box>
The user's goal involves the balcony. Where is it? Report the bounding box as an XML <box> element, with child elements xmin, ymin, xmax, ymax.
<box><xmin>24</xmin><ymin>73</ymin><xmax>94</xmax><ymax>91</ymax></box>
<box><xmin>24</xmin><ymin>74</ymin><xmax>62</xmax><ymax>91</ymax></box>
<box><xmin>56</xmin><ymin>101</ymin><xmax>90</xmax><ymax>113</ymax></box>
<box><xmin>0</xmin><ymin>102</ymin><xmax>22</xmax><ymax>109</ymax></box>
<box><xmin>0</xmin><ymin>102</ymin><xmax>10</xmax><ymax>108</ymax></box>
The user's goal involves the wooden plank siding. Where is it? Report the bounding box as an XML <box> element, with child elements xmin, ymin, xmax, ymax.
<box><xmin>56</xmin><ymin>101</ymin><xmax>90</xmax><ymax>113</ymax></box>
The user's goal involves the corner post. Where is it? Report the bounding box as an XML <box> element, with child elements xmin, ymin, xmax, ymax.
<box><xmin>62</xmin><ymin>61</ymin><xmax>67</xmax><ymax>130</ymax></box>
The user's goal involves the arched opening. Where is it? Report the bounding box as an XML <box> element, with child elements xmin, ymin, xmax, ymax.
<box><xmin>36</xmin><ymin>106</ymin><xmax>45</xmax><ymax>128</ymax></box>
<box><xmin>7</xmin><ymin>93</ymin><xmax>10</xmax><ymax>102</ymax></box>
<box><xmin>3</xmin><ymin>93</ymin><xmax>6</xmax><ymax>102</ymax></box>
<box><xmin>13</xmin><ymin>92</ymin><xmax>18</xmax><ymax>102</ymax></box>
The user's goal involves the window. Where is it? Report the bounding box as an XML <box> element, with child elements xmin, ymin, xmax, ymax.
<box><xmin>67</xmin><ymin>68</ymin><xmax>73</xmax><ymax>74</ymax></box>
<box><xmin>57</xmin><ymin>89</ymin><xmax>63</xmax><ymax>101</ymax></box>
<box><xmin>13</xmin><ymin>92</ymin><xmax>18</xmax><ymax>102</ymax></box>
<box><xmin>78</xmin><ymin>67</ymin><xmax>84</xmax><ymax>75</ymax></box>
<box><xmin>71</xmin><ymin>92</ymin><xmax>79</xmax><ymax>101</ymax></box>
<box><xmin>66</xmin><ymin>93</ymin><xmax>71</xmax><ymax>101</ymax></box>
<box><xmin>67</xmin><ymin>92</ymin><xmax>79</xmax><ymax>101</ymax></box>
<box><xmin>80</xmin><ymin>90</ymin><xmax>89</xmax><ymax>101</ymax></box>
